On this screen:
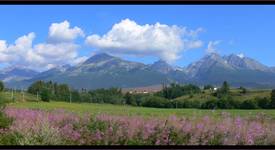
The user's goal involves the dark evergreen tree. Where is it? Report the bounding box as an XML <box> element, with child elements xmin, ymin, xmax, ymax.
<box><xmin>0</xmin><ymin>81</ymin><xmax>4</xmax><ymax>92</ymax></box>
<box><xmin>40</xmin><ymin>88</ymin><xmax>51</xmax><ymax>102</ymax></box>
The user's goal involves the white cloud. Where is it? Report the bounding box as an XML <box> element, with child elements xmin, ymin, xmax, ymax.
<box><xmin>0</xmin><ymin>32</ymin><xmax>35</xmax><ymax>64</ymax></box>
<box><xmin>85</xmin><ymin>18</ymin><xmax>203</xmax><ymax>63</ymax></box>
<box><xmin>206</xmin><ymin>40</ymin><xmax>221</xmax><ymax>53</ymax></box>
<box><xmin>237</xmin><ymin>53</ymin><xmax>245</xmax><ymax>58</ymax></box>
<box><xmin>48</xmin><ymin>20</ymin><xmax>84</xmax><ymax>43</ymax></box>
<box><xmin>0</xmin><ymin>21</ymin><xmax>85</xmax><ymax>71</ymax></box>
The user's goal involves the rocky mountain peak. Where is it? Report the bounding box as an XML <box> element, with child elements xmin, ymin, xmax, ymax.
<box><xmin>150</xmin><ymin>60</ymin><xmax>174</xmax><ymax>74</ymax></box>
<box><xmin>82</xmin><ymin>53</ymin><xmax>117</xmax><ymax>65</ymax></box>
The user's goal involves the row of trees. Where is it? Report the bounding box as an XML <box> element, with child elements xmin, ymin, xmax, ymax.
<box><xmin>27</xmin><ymin>80</ymin><xmax>275</xmax><ymax>109</ymax></box>
<box><xmin>155</xmin><ymin>83</ymin><xmax>201</xmax><ymax>99</ymax></box>
<box><xmin>28</xmin><ymin>81</ymin><xmax>72</xmax><ymax>102</ymax></box>
<box><xmin>27</xmin><ymin>81</ymin><xmax>126</xmax><ymax>104</ymax></box>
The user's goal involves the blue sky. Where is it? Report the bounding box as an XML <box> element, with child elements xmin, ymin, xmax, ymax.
<box><xmin>0</xmin><ymin>5</ymin><xmax>275</xmax><ymax>71</ymax></box>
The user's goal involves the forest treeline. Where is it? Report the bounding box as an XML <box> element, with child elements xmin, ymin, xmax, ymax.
<box><xmin>24</xmin><ymin>80</ymin><xmax>275</xmax><ymax>109</ymax></box>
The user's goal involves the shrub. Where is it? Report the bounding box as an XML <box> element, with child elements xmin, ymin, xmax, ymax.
<box><xmin>0</xmin><ymin>112</ymin><xmax>13</xmax><ymax>129</ymax></box>
<box><xmin>217</xmin><ymin>96</ymin><xmax>240</xmax><ymax>109</ymax></box>
<box><xmin>141</xmin><ymin>96</ymin><xmax>169</xmax><ymax>108</ymax></box>
<box><xmin>124</xmin><ymin>92</ymin><xmax>137</xmax><ymax>106</ymax></box>
<box><xmin>201</xmin><ymin>99</ymin><xmax>218</xmax><ymax>109</ymax></box>
<box><xmin>256</xmin><ymin>97</ymin><xmax>271</xmax><ymax>109</ymax></box>
<box><xmin>0</xmin><ymin>96</ymin><xmax>13</xmax><ymax>129</ymax></box>
<box><xmin>240</xmin><ymin>99</ymin><xmax>258</xmax><ymax>109</ymax></box>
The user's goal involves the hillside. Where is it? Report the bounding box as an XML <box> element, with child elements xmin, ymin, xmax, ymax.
<box><xmin>5</xmin><ymin>53</ymin><xmax>275</xmax><ymax>90</ymax></box>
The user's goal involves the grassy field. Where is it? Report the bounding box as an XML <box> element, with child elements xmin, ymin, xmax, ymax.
<box><xmin>0</xmin><ymin>90</ymin><xmax>40</xmax><ymax>103</ymax></box>
<box><xmin>8</xmin><ymin>101</ymin><xmax>275</xmax><ymax>119</ymax></box>
<box><xmin>3</xmin><ymin>89</ymin><xmax>275</xmax><ymax>119</ymax></box>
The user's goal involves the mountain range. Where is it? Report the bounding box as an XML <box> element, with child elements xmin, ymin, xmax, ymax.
<box><xmin>3</xmin><ymin>52</ymin><xmax>275</xmax><ymax>89</ymax></box>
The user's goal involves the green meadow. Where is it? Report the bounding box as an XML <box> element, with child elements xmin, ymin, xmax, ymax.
<box><xmin>2</xmin><ymin>89</ymin><xmax>275</xmax><ymax>119</ymax></box>
<box><xmin>7</xmin><ymin>101</ymin><xmax>275</xmax><ymax>119</ymax></box>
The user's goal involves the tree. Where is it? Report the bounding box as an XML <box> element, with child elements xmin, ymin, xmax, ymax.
<box><xmin>271</xmin><ymin>89</ymin><xmax>275</xmax><ymax>108</ymax></box>
<box><xmin>204</xmin><ymin>84</ymin><xmax>214</xmax><ymax>90</ymax></box>
<box><xmin>40</xmin><ymin>88</ymin><xmax>51</xmax><ymax>102</ymax></box>
<box><xmin>141</xmin><ymin>96</ymin><xmax>169</xmax><ymax>108</ymax></box>
<box><xmin>256</xmin><ymin>97</ymin><xmax>270</xmax><ymax>109</ymax></box>
<box><xmin>221</xmin><ymin>81</ymin><xmax>230</xmax><ymax>94</ymax></box>
<box><xmin>156</xmin><ymin>83</ymin><xmax>201</xmax><ymax>99</ymax></box>
<box><xmin>240</xmin><ymin>86</ymin><xmax>247</xmax><ymax>94</ymax></box>
<box><xmin>0</xmin><ymin>81</ymin><xmax>4</xmax><ymax>92</ymax></box>
<box><xmin>124</xmin><ymin>92</ymin><xmax>137</xmax><ymax>106</ymax></box>
<box><xmin>240</xmin><ymin>99</ymin><xmax>258</xmax><ymax>109</ymax></box>
<box><xmin>71</xmin><ymin>90</ymin><xmax>81</xmax><ymax>103</ymax></box>
<box><xmin>216</xmin><ymin>81</ymin><xmax>230</xmax><ymax>98</ymax></box>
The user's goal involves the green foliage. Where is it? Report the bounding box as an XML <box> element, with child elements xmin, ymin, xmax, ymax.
<box><xmin>256</xmin><ymin>97</ymin><xmax>271</xmax><ymax>109</ymax></box>
<box><xmin>201</xmin><ymin>99</ymin><xmax>218</xmax><ymax>109</ymax></box>
<box><xmin>240</xmin><ymin>99</ymin><xmax>259</xmax><ymax>109</ymax></box>
<box><xmin>28</xmin><ymin>81</ymin><xmax>71</xmax><ymax>102</ymax></box>
<box><xmin>124</xmin><ymin>92</ymin><xmax>137</xmax><ymax>106</ymax></box>
<box><xmin>141</xmin><ymin>95</ymin><xmax>169</xmax><ymax>108</ymax></box>
<box><xmin>0</xmin><ymin>112</ymin><xmax>13</xmax><ymax>129</ymax></box>
<box><xmin>271</xmin><ymin>89</ymin><xmax>275</xmax><ymax>108</ymax></box>
<box><xmin>201</xmin><ymin>95</ymin><xmax>241</xmax><ymax>109</ymax></box>
<box><xmin>217</xmin><ymin>96</ymin><xmax>240</xmax><ymax>109</ymax></box>
<box><xmin>40</xmin><ymin>88</ymin><xmax>51</xmax><ymax>102</ymax></box>
<box><xmin>25</xmin><ymin>80</ymin><xmax>273</xmax><ymax>110</ymax></box>
<box><xmin>172</xmin><ymin>99</ymin><xmax>202</xmax><ymax>108</ymax></box>
<box><xmin>0</xmin><ymin>132</ymin><xmax>20</xmax><ymax>145</ymax></box>
<box><xmin>157</xmin><ymin>83</ymin><xmax>201</xmax><ymax>99</ymax></box>
<box><xmin>0</xmin><ymin>81</ymin><xmax>4</xmax><ymax>92</ymax></box>
<box><xmin>71</xmin><ymin>90</ymin><xmax>81</xmax><ymax>103</ymax></box>
<box><xmin>214</xmin><ymin>81</ymin><xmax>230</xmax><ymax>98</ymax></box>
<box><xmin>89</xmin><ymin>87</ymin><xmax>124</xmax><ymax>104</ymax></box>
<box><xmin>0</xmin><ymin>96</ymin><xmax>12</xmax><ymax>128</ymax></box>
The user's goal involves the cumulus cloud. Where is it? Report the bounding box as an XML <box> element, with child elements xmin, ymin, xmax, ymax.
<box><xmin>0</xmin><ymin>21</ymin><xmax>85</xmax><ymax>71</ymax></box>
<box><xmin>206</xmin><ymin>40</ymin><xmax>221</xmax><ymax>53</ymax></box>
<box><xmin>85</xmin><ymin>18</ymin><xmax>203</xmax><ymax>63</ymax></box>
<box><xmin>0</xmin><ymin>32</ymin><xmax>35</xmax><ymax>64</ymax></box>
<box><xmin>48</xmin><ymin>20</ymin><xmax>84</xmax><ymax>43</ymax></box>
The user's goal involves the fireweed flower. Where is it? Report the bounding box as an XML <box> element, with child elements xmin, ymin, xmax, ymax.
<box><xmin>3</xmin><ymin>107</ymin><xmax>275</xmax><ymax>145</ymax></box>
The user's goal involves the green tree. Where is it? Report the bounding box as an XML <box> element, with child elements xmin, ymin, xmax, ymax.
<box><xmin>157</xmin><ymin>83</ymin><xmax>201</xmax><ymax>99</ymax></box>
<box><xmin>256</xmin><ymin>97</ymin><xmax>270</xmax><ymax>109</ymax></box>
<box><xmin>0</xmin><ymin>81</ymin><xmax>4</xmax><ymax>92</ymax></box>
<box><xmin>124</xmin><ymin>92</ymin><xmax>137</xmax><ymax>106</ymax></box>
<box><xmin>40</xmin><ymin>88</ymin><xmax>51</xmax><ymax>102</ymax></box>
<box><xmin>271</xmin><ymin>89</ymin><xmax>275</xmax><ymax>108</ymax></box>
<box><xmin>221</xmin><ymin>81</ymin><xmax>229</xmax><ymax>94</ymax></box>
<box><xmin>71</xmin><ymin>90</ymin><xmax>81</xmax><ymax>103</ymax></box>
<box><xmin>240</xmin><ymin>99</ymin><xmax>258</xmax><ymax>109</ymax></box>
<box><xmin>141</xmin><ymin>96</ymin><xmax>169</xmax><ymax>108</ymax></box>
<box><xmin>215</xmin><ymin>81</ymin><xmax>230</xmax><ymax>98</ymax></box>
<box><xmin>240</xmin><ymin>86</ymin><xmax>247</xmax><ymax>94</ymax></box>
